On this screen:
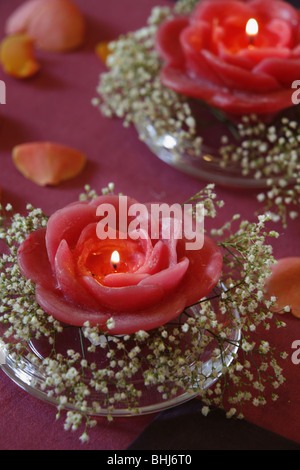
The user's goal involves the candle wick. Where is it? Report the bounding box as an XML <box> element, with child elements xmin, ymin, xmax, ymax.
<box><xmin>112</xmin><ymin>263</ymin><xmax>117</xmax><ymax>270</ymax></box>
<box><xmin>246</xmin><ymin>18</ymin><xmax>258</xmax><ymax>47</ymax></box>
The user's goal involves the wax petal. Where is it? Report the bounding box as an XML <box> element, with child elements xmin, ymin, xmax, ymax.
<box><xmin>265</xmin><ymin>257</ymin><xmax>300</xmax><ymax>318</ymax></box>
<box><xmin>160</xmin><ymin>64</ymin><xmax>293</xmax><ymax>114</ymax></box>
<box><xmin>81</xmin><ymin>276</ymin><xmax>164</xmax><ymax>311</ymax></box>
<box><xmin>249</xmin><ymin>0</ymin><xmax>299</xmax><ymax>27</ymax></box>
<box><xmin>139</xmin><ymin>257</ymin><xmax>189</xmax><ymax>292</ymax></box>
<box><xmin>17</xmin><ymin>227</ymin><xmax>56</xmax><ymax>288</ymax></box>
<box><xmin>160</xmin><ymin>216</ymin><xmax>184</xmax><ymax>267</ymax></box>
<box><xmin>263</xmin><ymin>19</ymin><xmax>292</xmax><ymax>48</ymax></box>
<box><xmin>46</xmin><ymin>200</ymin><xmax>98</xmax><ymax>271</ymax></box>
<box><xmin>238</xmin><ymin>47</ymin><xmax>291</xmax><ymax>65</ymax></box>
<box><xmin>0</xmin><ymin>34</ymin><xmax>40</xmax><ymax>79</ymax></box>
<box><xmin>213</xmin><ymin>89</ymin><xmax>293</xmax><ymax>115</ymax></box>
<box><xmin>35</xmin><ymin>283</ymin><xmax>187</xmax><ymax>334</ymax></box>
<box><xmin>106</xmin><ymin>295</ymin><xmax>187</xmax><ymax>335</ymax></box>
<box><xmin>218</xmin><ymin>51</ymin><xmax>256</xmax><ymax>70</ymax></box>
<box><xmin>176</xmin><ymin>235</ymin><xmax>223</xmax><ymax>307</ymax></box>
<box><xmin>135</xmin><ymin>241</ymin><xmax>169</xmax><ymax>275</ymax></box>
<box><xmin>155</xmin><ymin>17</ymin><xmax>189</xmax><ymax>65</ymax></box>
<box><xmin>128</xmin><ymin>228</ymin><xmax>154</xmax><ymax>269</ymax></box>
<box><xmin>202</xmin><ymin>50</ymin><xmax>280</xmax><ymax>92</ymax></box>
<box><xmin>54</xmin><ymin>239</ymin><xmax>99</xmax><ymax>309</ymax></box>
<box><xmin>12</xmin><ymin>142</ymin><xmax>86</xmax><ymax>186</ymax></box>
<box><xmin>73</xmin><ymin>222</ymin><xmax>98</xmax><ymax>256</ymax></box>
<box><xmin>35</xmin><ymin>284</ymin><xmax>112</xmax><ymax>328</ymax></box>
<box><xmin>6</xmin><ymin>0</ymin><xmax>86</xmax><ymax>52</ymax></box>
<box><xmin>101</xmin><ymin>272</ymin><xmax>150</xmax><ymax>287</ymax></box>
<box><xmin>157</xmin><ymin>20</ymin><xmax>223</xmax><ymax>86</ymax></box>
<box><xmin>181</xmin><ymin>23</ymin><xmax>237</xmax><ymax>83</ymax></box>
<box><xmin>192</xmin><ymin>0</ymin><xmax>252</xmax><ymax>24</ymax></box>
<box><xmin>254</xmin><ymin>58</ymin><xmax>300</xmax><ymax>86</ymax></box>
<box><xmin>160</xmin><ymin>64</ymin><xmax>217</xmax><ymax>101</ymax></box>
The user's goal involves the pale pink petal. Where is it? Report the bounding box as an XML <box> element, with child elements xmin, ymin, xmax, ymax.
<box><xmin>45</xmin><ymin>200</ymin><xmax>98</xmax><ymax>271</ymax></box>
<box><xmin>17</xmin><ymin>227</ymin><xmax>56</xmax><ymax>289</ymax></box>
<box><xmin>135</xmin><ymin>241</ymin><xmax>169</xmax><ymax>275</ymax></box>
<box><xmin>35</xmin><ymin>284</ymin><xmax>112</xmax><ymax>328</ymax></box>
<box><xmin>176</xmin><ymin>235</ymin><xmax>223</xmax><ymax>307</ymax></box>
<box><xmin>6</xmin><ymin>0</ymin><xmax>86</xmax><ymax>52</ymax></box>
<box><xmin>265</xmin><ymin>257</ymin><xmax>300</xmax><ymax>318</ymax></box>
<box><xmin>54</xmin><ymin>239</ymin><xmax>99</xmax><ymax>310</ymax></box>
<box><xmin>106</xmin><ymin>295</ymin><xmax>187</xmax><ymax>335</ymax></box>
<box><xmin>201</xmin><ymin>50</ymin><xmax>280</xmax><ymax>92</ymax></box>
<box><xmin>139</xmin><ymin>257</ymin><xmax>189</xmax><ymax>292</ymax></box>
<box><xmin>35</xmin><ymin>283</ymin><xmax>187</xmax><ymax>335</ymax></box>
<box><xmin>6</xmin><ymin>0</ymin><xmax>41</xmax><ymax>35</ymax></box>
<box><xmin>81</xmin><ymin>276</ymin><xmax>164</xmax><ymax>311</ymax></box>
<box><xmin>101</xmin><ymin>272</ymin><xmax>150</xmax><ymax>287</ymax></box>
<box><xmin>155</xmin><ymin>17</ymin><xmax>188</xmax><ymax>65</ymax></box>
<box><xmin>254</xmin><ymin>57</ymin><xmax>300</xmax><ymax>86</ymax></box>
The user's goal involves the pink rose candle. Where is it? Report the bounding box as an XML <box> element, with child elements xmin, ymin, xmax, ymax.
<box><xmin>17</xmin><ymin>195</ymin><xmax>223</xmax><ymax>335</ymax></box>
<box><xmin>155</xmin><ymin>0</ymin><xmax>300</xmax><ymax>115</ymax></box>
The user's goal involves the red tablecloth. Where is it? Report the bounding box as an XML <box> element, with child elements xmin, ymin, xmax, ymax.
<box><xmin>0</xmin><ymin>0</ymin><xmax>299</xmax><ymax>450</ymax></box>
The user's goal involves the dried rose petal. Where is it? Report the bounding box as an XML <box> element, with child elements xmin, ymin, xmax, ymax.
<box><xmin>12</xmin><ymin>142</ymin><xmax>86</xmax><ymax>186</ymax></box>
<box><xmin>5</xmin><ymin>0</ymin><xmax>85</xmax><ymax>52</ymax></box>
<box><xmin>95</xmin><ymin>42</ymin><xmax>112</xmax><ymax>64</ymax></box>
<box><xmin>265</xmin><ymin>257</ymin><xmax>300</xmax><ymax>318</ymax></box>
<box><xmin>0</xmin><ymin>34</ymin><xmax>40</xmax><ymax>78</ymax></box>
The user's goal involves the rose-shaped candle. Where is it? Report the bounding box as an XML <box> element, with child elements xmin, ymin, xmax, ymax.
<box><xmin>156</xmin><ymin>0</ymin><xmax>300</xmax><ymax>115</ymax></box>
<box><xmin>17</xmin><ymin>195</ymin><xmax>223</xmax><ymax>335</ymax></box>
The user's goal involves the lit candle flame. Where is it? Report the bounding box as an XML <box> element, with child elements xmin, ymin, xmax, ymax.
<box><xmin>111</xmin><ymin>250</ymin><xmax>120</xmax><ymax>270</ymax></box>
<box><xmin>246</xmin><ymin>18</ymin><xmax>259</xmax><ymax>41</ymax></box>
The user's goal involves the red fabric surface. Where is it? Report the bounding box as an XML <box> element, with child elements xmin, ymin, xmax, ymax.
<box><xmin>0</xmin><ymin>0</ymin><xmax>299</xmax><ymax>450</ymax></box>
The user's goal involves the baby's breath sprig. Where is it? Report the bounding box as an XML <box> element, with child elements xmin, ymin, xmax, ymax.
<box><xmin>79</xmin><ymin>183</ymin><xmax>115</xmax><ymax>202</ymax></box>
<box><xmin>94</xmin><ymin>3</ymin><xmax>203</xmax><ymax>161</ymax></box>
<box><xmin>219</xmin><ymin>113</ymin><xmax>300</xmax><ymax>226</ymax></box>
<box><xmin>174</xmin><ymin>0</ymin><xmax>199</xmax><ymax>15</ymax></box>
<box><xmin>160</xmin><ymin>184</ymin><xmax>287</xmax><ymax>415</ymax></box>
<box><xmin>178</xmin><ymin>185</ymin><xmax>287</xmax><ymax>416</ymax></box>
<box><xmin>193</xmin><ymin>213</ymin><xmax>287</xmax><ymax>417</ymax></box>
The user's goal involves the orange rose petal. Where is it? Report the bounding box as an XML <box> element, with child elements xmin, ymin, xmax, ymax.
<box><xmin>265</xmin><ymin>257</ymin><xmax>300</xmax><ymax>318</ymax></box>
<box><xmin>12</xmin><ymin>142</ymin><xmax>86</xmax><ymax>186</ymax></box>
<box><xmin>95</xmin><ymin>42</ymin><xmax>112</xmax><ymax>64</ymax></box>
<box><xmin>5</xmin><ymin>0</ymin><xmax>85</xmax><ymax>53</ymax></box>
<box><xmin>0</xmin><ymin>34</ymin><xmax>40</xmax><ymax>79</ymax></box>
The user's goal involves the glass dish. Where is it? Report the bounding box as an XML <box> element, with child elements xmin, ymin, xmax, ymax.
<box><xmin>135</xmin><ymin>102</ymin><xmax>297</xmax><ymax>189</ymax></box>
<box><xmin>136</xmin><ymin>120</ymin><xmax>265</xmax><ymax>188</ymax></box>
<box><xmin>0</xmin><ymin>299</ymin><xmax>240</xmax><ymax>418</ymax></box>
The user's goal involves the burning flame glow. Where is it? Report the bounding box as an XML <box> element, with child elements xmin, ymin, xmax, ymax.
<box><xmin>246</xmin><ymin>18</ymin><xmax>259</xmax><ymax>36</ymax></box>
<box><xmin>111</xmin><ymin>250</ymin><xmax>120</xmax><ymax>266</ymax></box>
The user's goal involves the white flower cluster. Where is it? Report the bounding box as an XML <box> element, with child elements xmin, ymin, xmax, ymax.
<box><xmin>94</xmin><ymin>3</ymin><xmax>203</xmax><ymax>162</ymax></box>
<box><xmin>220</xmin><ymin>114</ymin><xmax>300</xmax><ymax>226</ymax></box>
